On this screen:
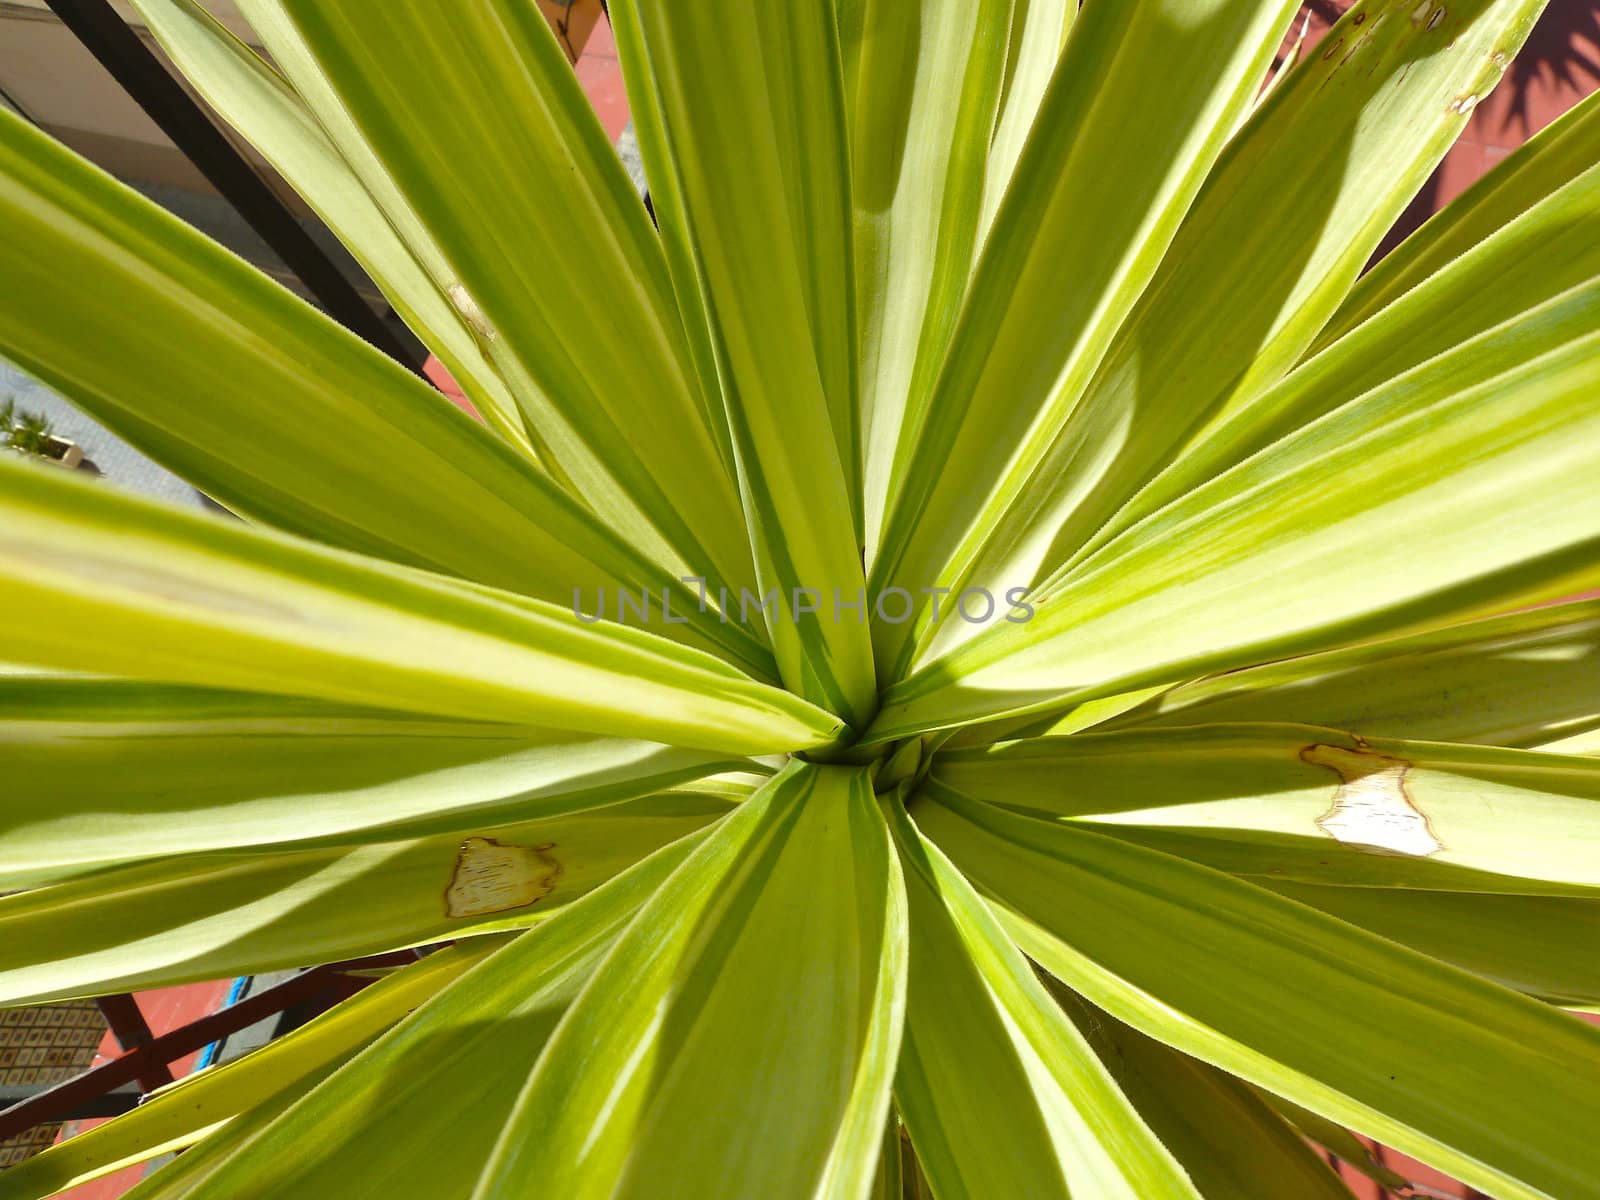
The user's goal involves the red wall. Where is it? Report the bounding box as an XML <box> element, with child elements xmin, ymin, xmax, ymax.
<box><xmin>1298</xmin><ymin>0</ymin><xmax>1600</xmax><ymax>247</ymax></box>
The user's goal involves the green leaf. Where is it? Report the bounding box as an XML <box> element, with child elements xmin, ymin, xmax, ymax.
<box><xmin>630</xmin><ymin>0</ymin><xmax>860</xmax><ymax>519</ymax></box>
<box><xmin>1248</xmin><ymin>1092</ymin><xmax>1415</xmax><ymax>1193</ymax></box>
<box><xmin>869</xmin><ymin>0</ymin><xmax>1301</xmax><ymax>679</ymax></box>
<box><xmin>112</xmin><ymin>843</ymin><xmax>689</xmax><ymax>1200</ymax></box>
<box><xmin>0</xmin><ymin>120</ymin><xmax>565</xmax><ymax>610</ymax></box>
<box><xmin>1085</xmin><ymin>207</ymin><xmax>1600</xmax><ymax>558</ymax></box>
<box><xmin>871</xmin><ymin>319</ymin><xmax>1600</xmax><ymax>742</ymax></box>
<box><xmin>474</xmin><ymin>761</ymin><xmax>907</xmax><ymax>1199</ymax></box>
<box><xmin>1316</xmin><ymin>85</ymin><xmax>1600</xmax><ymax>351</ymax></box>
<box><xmin>933</xmin><ymin>724</ymin><xmax>1600</xmax><ymax>894</ymax></box>
<box><xmin>0</xmin><ymin>676</ymin><xmax>741</xmax><ymax>886</ymax></box>
<box><xmin>613</xmin><ymin>0</ymin><xmax>878</xmax><ymax>727</ymax></box>
<box><xmin>899</xmin><ymin>1139</ymin><xmax>936</xmax><ymax>1200</ymax></box>
<box><xmin>110</xmin><ymin>1061</ymin><xmax>332</xmax><ymax>1200</ymax></box>
<box><xmin>1239</xmin><ymin>10</ymin><xmax>1312</xmax><ymax>127</ymax></box>
<box><xmin>942</xmin><ymin>0</ymin><xmax>1552</xmax><ymax>612</ymax></box>
<box><xmin>887</xmin><ymin>797</ymin><xmax>1199</xmax><ymax>1200</ymax></box>
<box><xmin>1046</xmin><ymin>983</ymin><xmax>1357</xmax><ymax>1199</ymax></box>
<box><xmin>264</xmin><ymin>0</ymin><xmax>758</xmax><ymax>605</ymax></box>
<box><xmin>0</xmin><ymin>457</ymin><xmax>841</xmax><ymax>755</ymax></box>
<box><xmin>1261</xmin><ymin>881</ymin><xmax>1600</xmax><ymax>1005</ymax></box>
<box><xmin>0</xmin><ymin>107</ymin><xmax>775</xmax><ymax>672</ymax></box>
<box><xmin>0</xmin><ymin>797</ymin><xmax>719</xmax><ymax>1006</ymax></box>
<box><xmin>1112</xmin><ymin>599</ymin><xmax>1600</xmax><ymax>748</ymax></box>
<box><xmin>913</xmin><ymin>786</ymin><xmax>1600</xmax><ymax>1200</ymax></box>
<box><xmin>947</xmin><ymin>684</ymin><xmax>1175</xmax><ymax>750</ymax></box>
<box><xmin>867</xmin><ymin>1119</ymin><xmax>902</xmax><ymax>1200</ymax></box>
<box><xmin>0</xmin><ymin>940</ymin><xmax>497</xmax><ymax>1200</ymax></box>
<box><xmin>125</xmin><ymin>0</ymin><xmax>530</xmax><ymax>451</ymax></box>
<box><xmin>1544</xmin><ymin>726</ymin><xmax>1600</xmax><ymax>755</ymax></box>
<box><xmin>600</xmin><ymin>4</ymin><xmax>728</xmax><ymax>480</ymax></box>
<box><xmin>980</xmin><ymin>0</ymin><xmax>1074</xmax><ymax>241</ymax></box>
<box><xmin>841</xmin><ymin>0</ymin><xmax>1012</xmax><ymax>555</ymax></box>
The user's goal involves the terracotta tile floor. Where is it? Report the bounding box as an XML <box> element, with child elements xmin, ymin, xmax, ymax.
<box><xmin>0</xmin><ymin>1002</ymin><xmax>104</xmax><ymax>1169</ymax></box>
<box><xmin>50</xmin><ymin>981</ymin><xmax>236</xmax><ymax>1199</ymax></box>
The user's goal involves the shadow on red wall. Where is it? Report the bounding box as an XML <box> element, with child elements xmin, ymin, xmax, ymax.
<box><xmin>1298</xmin><ymin>0</ymin><xmax>1600</xmax><ymax>256</ymax></box>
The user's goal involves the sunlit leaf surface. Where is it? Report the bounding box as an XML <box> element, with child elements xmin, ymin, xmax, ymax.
<box><xmin>1</xmin><ymin>0</ymin><xmax>1597</xmax><ymax>1195</ymax></box>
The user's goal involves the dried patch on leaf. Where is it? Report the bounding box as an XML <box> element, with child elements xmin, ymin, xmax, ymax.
<box><xmin>444</xmin><ymin>836</ymin><xmax>561</xmax><ymax>918</ymax></box>
<box><xmin>1302</xmin><ymin>742</ymin><xmax>1441</xmax><ymax>857</ymax></box>
<box><xmin>447</xmin><ymin>284</ymin><xmax>497</xmax><ymax>342</ymax></box>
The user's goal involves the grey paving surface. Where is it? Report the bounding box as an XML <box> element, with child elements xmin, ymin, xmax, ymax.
<box><xmin>2</xmin><ymin>357</ymin><xmax>208</xmax><ymax>510</ymax></box>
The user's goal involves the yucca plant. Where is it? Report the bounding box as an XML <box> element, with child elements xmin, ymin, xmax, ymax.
<box><xmin>1</xmin><ymin>0</ymin><xmax>1599</xmax><ymax>1196</ymax></box>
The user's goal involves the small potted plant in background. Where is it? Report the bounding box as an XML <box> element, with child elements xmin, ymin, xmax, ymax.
<box><xmin>2</xmin><ymin>396</ymin><xmax>83</xmax><ymax>468</ymax></box>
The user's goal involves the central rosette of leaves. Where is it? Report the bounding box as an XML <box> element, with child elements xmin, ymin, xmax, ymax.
<box><xmin>803</xmin><ymin>735</ymin><xmax>927</xmax><ymax>794</ymax></box>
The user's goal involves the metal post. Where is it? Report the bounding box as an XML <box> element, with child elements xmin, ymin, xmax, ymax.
<box><xmin>94</xmin><ymin>994</ymin><xmax>175</xmax><ymax>1091</ymax></box>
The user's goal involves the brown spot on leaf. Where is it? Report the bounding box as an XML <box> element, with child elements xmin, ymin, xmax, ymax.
<box><xmin>1301</xmin><ymin>743</ymin><xmax>1441</xmax><ymax>857</ymax></box>
<box><xmin>444</xmin><ymin>837</ymin><xmax>561</xmax><ymax>918</ymax></box>
<box><xmin>446</xmin><ymin>284</ymin><xmax>497</xmax><ymax>342</ymax></box>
